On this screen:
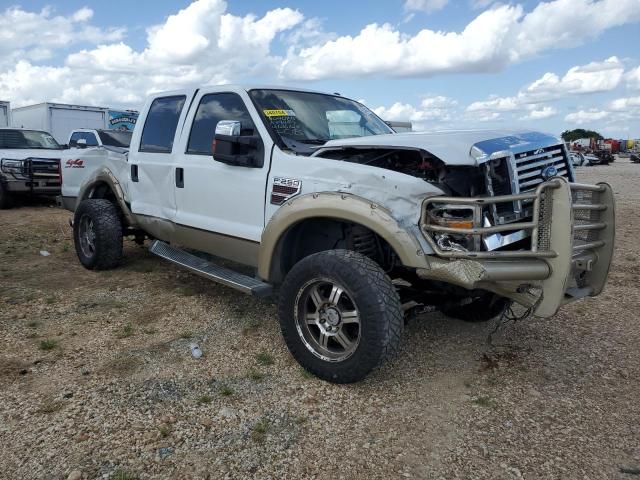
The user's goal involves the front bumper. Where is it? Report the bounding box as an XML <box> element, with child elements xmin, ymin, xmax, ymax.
<box><xmin>417</xmin><ymin>178</ymin><xmax>615</xmax><ymax>317</ymax></box>
<box><xmin>2</xmin><ymin>178</ymin><xmax>61</xmax><ymax>195</ymax></box>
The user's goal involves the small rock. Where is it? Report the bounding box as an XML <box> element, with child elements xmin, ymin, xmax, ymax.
<box><xmin>40</xmin><ymin>250</ymin><xmax>51</xmax><ymax>257</ymax></box>
<box><xmin>67</xmin><ymin>470</ymin><xmax>82</xmax><ymax>480</ymax></box>
<box><xmin>158</xmin><ymin>447</ymin><xmax>173</xmax><ymax>459</ymax></box>
<box><xmin>218</xmin><ymin>407</ymin><xmax>236</xmax><ymax>420</ymax></box>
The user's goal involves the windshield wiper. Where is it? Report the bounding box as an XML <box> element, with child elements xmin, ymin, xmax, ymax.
<box><xmin>296</xmin><ymin>139</ymin><xmax>328</xmax><ymax>145</ymax></box>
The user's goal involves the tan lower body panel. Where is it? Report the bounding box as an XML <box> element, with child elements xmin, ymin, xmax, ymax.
<box><xmin>135</xmin><ymin>215</ymin><xmax>260</xmax><ymax>268</ymax></box>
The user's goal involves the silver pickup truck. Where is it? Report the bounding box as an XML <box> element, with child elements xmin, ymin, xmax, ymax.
<box><xmin>60</xmin><ymin>85</ymin><xmax>615</xmax><ymax>383</ymax></box>
<box><xmin>0</xmin><ymin>128</ymin><xmax>63</xmax><ymax>208</ymax></box>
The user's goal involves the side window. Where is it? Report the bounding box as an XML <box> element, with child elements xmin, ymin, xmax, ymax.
<box><xmin>140</xmin><ymin>95</ymin><xmax>186</xmax><ymax>153</ymax></box>
<box><xmin>187</xmin><ymin>93</ymin><xmax>256</xmax><ymax>155</ymax></box>
<box><xmin>82</xmin><ymin>132</ymin><xmax>99</xmax><ymax>146</ymax></box>
<box><xmin>69</xmin><ymin>132</ymin><xmax>82</xmax><ymax>146</ymax></box>
<box><xmin>70</xmin><ymin>132</ymin><xmax>98</xmax><ymax>147</ymax></box>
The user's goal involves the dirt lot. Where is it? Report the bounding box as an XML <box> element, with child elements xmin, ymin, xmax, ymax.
<box><xmin>1</xmin><ymin>159</ymin><xmax>639</xmax><ymax>480</ymax></box>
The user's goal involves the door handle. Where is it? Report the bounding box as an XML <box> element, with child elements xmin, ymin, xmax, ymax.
<box><xmin>175</xmin><ymin>167</ymin><xmax>184</xmax><ymax>188</ymax></box>
<box><xmin>131</xmin><ymin>164</ymin><xmax>139</xmax><ymax>182</ymax></box>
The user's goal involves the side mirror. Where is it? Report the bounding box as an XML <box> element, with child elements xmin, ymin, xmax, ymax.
<box><xmin>212</xmin><ymin>120</ymin><xmax>263</xmax><ymax>168</ymax></box>
<box><xmin>77</xmin><ymin>139</ymin><xmax>87</xmax><ymax>149</ymax></box>
<box><xmin>69</xmin><ymin>139</ymin><xmax>77</xmax><ymax>148</ymax></box>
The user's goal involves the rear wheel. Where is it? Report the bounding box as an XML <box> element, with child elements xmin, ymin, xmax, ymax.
<box><xmin>73</xmin><ymin>199</ymin><xmax>123</xmax><ymax>270</ymax></box>
<box><xmin>278</xmin><ymin>250</ymin><xmax>403</xmax><ymax>383</ymax></box>
<box><xmin>440</xmin><ymin>292</ymin><xmax>510</xmax><ymax>323</ymax></box>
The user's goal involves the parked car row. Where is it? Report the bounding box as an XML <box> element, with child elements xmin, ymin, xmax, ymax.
<box><xmin>570</xmin><ymin>151</ymin><xmax>603</xmax><ymax>167</ymax></box>
<box><xmin>0</xmin><ymin>127</ymin><xmax>131</xmax><ymax>209</ymax></box>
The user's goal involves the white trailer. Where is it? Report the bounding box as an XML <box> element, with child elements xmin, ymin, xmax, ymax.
<box><xmin>0</xmin><ymin>101</ymin><xmax>10</xmax><ymax>127</ymax></box>
<box><xmin>385</xmin><ymin>121</ymin><xmax>412</xmax><ymax>132</ymax></box>
<box><xmin>11</xmin><ymin>102</ymin><xmax>138</xmax><ymax>144</ymax></box>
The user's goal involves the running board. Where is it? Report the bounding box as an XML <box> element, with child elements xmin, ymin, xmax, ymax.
<box><xmin>149</xmin><ymin>240</ymin><xmax>273</xmax><ymax>297</ymax></box>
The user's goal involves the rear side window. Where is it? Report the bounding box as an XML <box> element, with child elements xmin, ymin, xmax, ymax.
<box><xmin>187</xmin><ymin>93</ymin><xmax>256</xmax><ymax>155</ymax></box>
<box><xmin>70</xmin><ymin>132</ymin><xmax>99</xmax><ymax>146</ymax></box>
<box><xmin>140</xmin><ymin>95</ymin><xmax>186</xmax><ymax>153</ymax></box>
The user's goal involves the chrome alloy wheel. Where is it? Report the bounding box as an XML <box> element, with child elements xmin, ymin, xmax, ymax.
<box><xmin>78</xmin><ymin>214</ymin><xmax>96</xmax><ymax>258</ymax></box>
<box><xmin>294</xmin><ymin>278</ymin><xmax>361</xmax><ymax>362</ymax></box>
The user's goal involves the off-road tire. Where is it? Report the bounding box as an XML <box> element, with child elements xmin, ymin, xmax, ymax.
<box><xmin>278</xmin><ymin>249</ymin><xmax>403</xmax><ymax>383</ymax></box>
<box><xmin>0</xmin><ymin>182</ymin><xmax>11</xmax><ymax>209</ymax></box>
<box><xmin>440</xmin><ymin>292</ymin><xmax>510</xmax><ymax>323</ymax></box>
<box><xmin>73</xmin><ymin>199</ymin><xmax>123</xmax><ymax>270</ymax></box>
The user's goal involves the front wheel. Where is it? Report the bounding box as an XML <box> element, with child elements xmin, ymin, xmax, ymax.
<box><xmin>278</xmin><ymin>250</ymin><xmax>403</xmax><ymax>383</ymax></box>
<box><xmin>0</xmin><ymin>182</ymin><xmax>12</xmax><ymax>209</ymax></box>
<box><xmin>73</xmin><ymin>199</ymin><xmax>123</xmax><ymax>270</ymax></box>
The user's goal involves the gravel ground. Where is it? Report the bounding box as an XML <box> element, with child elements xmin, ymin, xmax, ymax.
<box><xmin>1</xmin><ymin>158</ymin><xmax>639</xmax><ymax>480</ymax></box>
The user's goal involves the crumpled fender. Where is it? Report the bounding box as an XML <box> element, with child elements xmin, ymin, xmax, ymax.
<box><xmin>258</xmin><ymin>191</ymin><xmax>430</xmax><ymax>281</ymax></box>
<box><xmin>77</xmin><ymin>167</ymin><xmax>137</xmax><ymax>227</ymax></box>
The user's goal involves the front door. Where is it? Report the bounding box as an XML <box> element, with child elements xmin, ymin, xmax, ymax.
<box><xmin>173</xmin><ymin>91</ymin><xmax>272</xmax><ymax>263</ymax></box>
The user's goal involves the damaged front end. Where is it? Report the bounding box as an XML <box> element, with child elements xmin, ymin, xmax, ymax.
<box><xmin>313</xmin><ymin>131</ymin><xmax>614</xmax><ymax>317</ymax></box>
<box><xmin>418</xmin><ymin>179</ymin><xmax>615</xmax><ymax>317</ymax></box>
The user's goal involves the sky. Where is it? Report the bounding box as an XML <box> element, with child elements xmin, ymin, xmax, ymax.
<box><xmin>0</xmin><ymin>0</ymin><xmax>639</xmax><ymax>138</ymax></box>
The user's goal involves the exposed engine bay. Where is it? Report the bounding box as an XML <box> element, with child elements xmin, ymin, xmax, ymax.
<box><xmin>317</xmin><ymin>147</ymin><xmax>488</xmax><ymax>197</ymax></box>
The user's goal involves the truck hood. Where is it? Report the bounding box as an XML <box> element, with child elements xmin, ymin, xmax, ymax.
<box><xmin>315</xmin><ymin>130</ymin><xmax>562</xmax><ymax>166</ymax></box>
<box><xmin>0</xmin><ymin>148</ymin><xmax>64</xmax><ymax>160</ymax></box>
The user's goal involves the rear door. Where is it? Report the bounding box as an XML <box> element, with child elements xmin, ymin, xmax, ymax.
<box><xmin>128</xmin><ymin>93</ymin><xmax>191</xmax><ymax>225</ymax></box>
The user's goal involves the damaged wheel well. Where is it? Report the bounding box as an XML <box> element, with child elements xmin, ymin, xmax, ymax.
<box><xmin>86</xmin><ymin>181</ymin><xmax>118</xmax><ymax>204</ymax></box>
<box><xmin>271</xmin><ymin>217</ymin><xmax>398</xmax><ymax>283</ymax></box>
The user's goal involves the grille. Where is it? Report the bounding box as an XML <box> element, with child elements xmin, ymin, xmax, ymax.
<box><xmin>514</xmin><ymin>145</ymin><xmax>571</xmax><ymax>191</ymax></box>
<box><xmin>572</xmin><ymin>189</ymin><xmax>602</xmax><ymax>245</ymax></box>
<box><xmin>537</xmin><ymin>189</ymin><xmax>553</xmax><ymax>251</ymax></box>
<box><xmin>28</xmin><ymin>158</ymin><xmax>60</xmax><ymax>179</ymax></box>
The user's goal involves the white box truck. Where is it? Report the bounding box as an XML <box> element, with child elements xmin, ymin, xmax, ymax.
<box><xmin>11</xmin><ymin>102</ymin><xmax>138</xmax><ymax>144</ymax></box>
<box><xmin>0</xmin><ymin>101</ymin><xmax>10</xmax><ymax>127</ymax></box>
<box><xmin>385</xmin><ymin>121</ymin><xmax>412</xmax><ymax>132</ymax></box>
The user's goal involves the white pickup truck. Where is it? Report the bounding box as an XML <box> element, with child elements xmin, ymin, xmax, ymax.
<box><xmin>60</xmin><ymin>85</ymin><xmax>615</xmax><ymax>383</ymax></box>
<box><xmin>0</xmin><ymin>127</ymin><xmax>64</xmax><ymax>208</ymax></box>
<box><xmin>60</xmin><ymin>129</ymin><xmax>131</xmax><ymax>202</ymax></box>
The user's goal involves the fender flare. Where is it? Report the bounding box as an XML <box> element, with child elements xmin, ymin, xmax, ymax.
<box><xmin>257</xmin><ymin>192</ymin><xmax>429</xmax><ymax>281</ymax></box>
<box><xmin>77</xmin><ymin>168</ymin><xmax>137</xmax><ymax>227</ymax></box>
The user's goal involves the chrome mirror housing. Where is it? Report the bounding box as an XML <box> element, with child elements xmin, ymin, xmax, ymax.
<box><xmin>215</xmin><ymin>120</ymin><xmax>241</xmax><ymax>137</ymax></box>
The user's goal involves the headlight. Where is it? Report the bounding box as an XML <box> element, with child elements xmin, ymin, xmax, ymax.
<box><xmin>1</xmin><ymin>158</ymin><xmax>24</xmax><ymax>175</ymax></box>
<box><xmin>424</xmin><ymin>204</ymin><xmax>482</xmax><ymax>252</ymax></box>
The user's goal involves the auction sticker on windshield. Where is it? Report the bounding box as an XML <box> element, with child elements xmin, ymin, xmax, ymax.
<box><xmin>263</xmin><ymin>109</ymin><xmax>296</xmax><ymax>117</ymax></box>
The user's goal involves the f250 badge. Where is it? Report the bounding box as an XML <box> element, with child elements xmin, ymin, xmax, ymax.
<box><xmin>271</xmin><ymin>177</ymin><xmax>301</xmax><ymax>205</ymax></box>
<box><xmin>65</xmin><ymin>159</ymin><xmax>85</xmax><ymax>169</ymax></box>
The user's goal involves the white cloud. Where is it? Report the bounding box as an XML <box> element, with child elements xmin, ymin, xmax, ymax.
<box><xmin>521</xmin><ymin>106</ymin><xmax>558</xmax><ymax>120</ymax></box>
<box><xmin>374</xmin><ymin>95</ymin><xmax>457</xmax><ymax>129</ymax></box>
<box><xmin>626</xmin><ymin>66</ymin><xmax>640</xmax><ymax>90</ymax></box>
<box><xmin>1</xmin><ymin>0</ymin><xmax>305</xmax><ymax>107</ymax></box>
<box><xmin>404</xmin><ymin>0</ymin><xmax>450</xmax><ymax>13</ymax></box>
<box><xmin>467</xmin><ymin>95</ymin><xmax>520</xmax><ymax>112</ymax></box>
<box><xmin>466</xmin><ymin>56</ymin><xmax>629</xmax><ymax>118</ymax></box>
<box><xmin>523</xmin><ymin>56</ymin><xmax>624</xmax><ymax>101</ymax></box>
<box><xmin>609</xmin><ymin>96</ymin><xmax>640</xmax><ymax>111</ymax></box>
<box><xmin>280</xmin><ymin>0</ymin><xmax>640</xmax><ymax>81</ymax></box>
<box><xmin>0</xmin><ymin>6</ymin><xmax>124</xmax><ymax>68</ymax></box>
<box><xmin>564</xmin><ymin>109</ymin><xmax>609</xmax><ymax>124</ymax></box>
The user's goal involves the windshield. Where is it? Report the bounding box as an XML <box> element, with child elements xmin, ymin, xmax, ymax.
<box><xmin>98</xmin><ymin>130</ymin><xmax>132</xmax><ymax>148</ymax></box>
<box><xmin>249</xmin><ymin>89</ymin><xmax>393</xmax><ymax>154</ymax></box>
<box><xmin>0</xmin><ymin>129</ymin><xmax>63</xmax><ymax>150</ymax></box>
